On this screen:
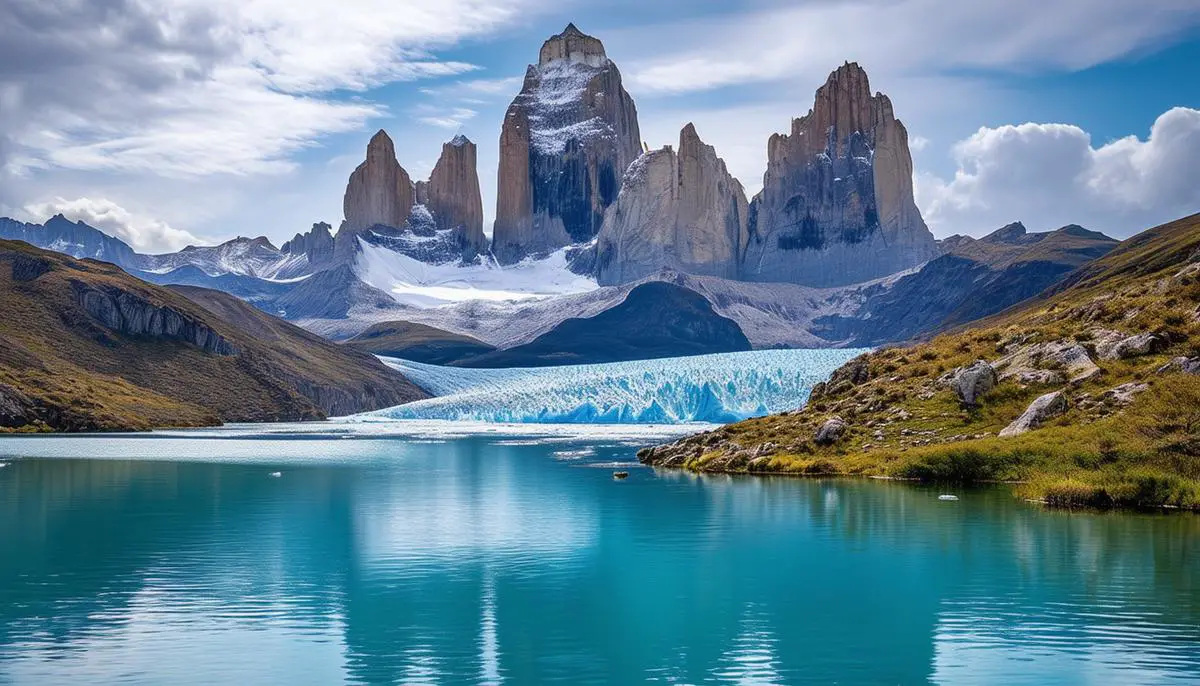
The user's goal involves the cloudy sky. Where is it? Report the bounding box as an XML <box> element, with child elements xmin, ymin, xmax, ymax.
<box><xmin>1</xmin><ymin>0</ymin><xmax>1198</xmax><ymax>253</ymax></box>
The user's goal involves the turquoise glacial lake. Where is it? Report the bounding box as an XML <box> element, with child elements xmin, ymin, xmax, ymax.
<box><xmin>1</xmin><ymin>423</ymin><xmax>1198</xmax><ymax>684</ymax></box>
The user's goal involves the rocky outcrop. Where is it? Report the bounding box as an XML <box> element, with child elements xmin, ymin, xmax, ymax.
<box><xmin>340</xmin><ymin>130</ymin><xmax>414</xmax><ymax>262</ymax></box>
<box><xmin>948</xmin><ymin>360</ymin><xmax>997</xmax><ymax>408</ymax></box>
<box><xmin>281</xmin><ymin>222</ymin><xmax>336</xmax><ymax>268</ymax></box>
<box><xmin>425</xmin><ymin>135</ymin><xmax>487</xmax><ymax>259</ymax></box>
<box><xmin>1158</xmin><ymin>356</ymin><xmax>1200</xmax><ymax>375</ymax></box>
<box><xmin>999</xmin><ymin>390</ymin><xmax>1067</xmax><ymax>437</ymax></box>
<box><xmin>492</xmin><ymin>23</ymin><xmax>641</xmax><ymax>264</ymax></box>
<box><xmin>71</xmin><ymin>281</ymin><xmax>237</xmax><ymax>355</ymax></box>
<box><xmin>1095</xmin><ymin>331</ymin><xmax>1166</xmax><ymax>360</ymax></box>
<box><xmin>742</xmin><ymin>62</ymin><xmax>938</xmax><ymax>287</ymax></box>
<box><xmin>814</xmin><ymin>416</ymin><xmax>847</xmax><ymax>445</ymax></box>
<box><xmin>0</xmin><ymin>383</ymin><xmax>36</xmax><ymax>429</ymax></box>
<box><xmin>996</xmin><ymin>339</ymin><xmax>1101</xmax><ymax>384</ymax></box>
<box><xmin>595</xmin><ymin>124</ymin><xmax>748</xmax><ymax>285</ymax></box>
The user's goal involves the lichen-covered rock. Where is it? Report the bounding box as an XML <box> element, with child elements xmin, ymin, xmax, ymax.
<box><xmin>1157</xmin><ymin>356</ymin><xmax>1200</xmax><ymax>375</ymax></box>
<box><xmin>1102</xmin><ymin>382</ymin><xmax>1150</xmax><ymax>406</ymax></box>
<box><xmin>949</xmin><ymin>360</ymin><xmax>997</xmax><ymax>407</ymax></box>
<box><xmin>1096</xmin><ymin>332</ymin><xmax>1166</xmax><ymax>360</ymax></box>
<box><xmin>996</xmin><ymin>340</ymin><xmax>1101</xmax><ymax>384</ymax></box>
<box><xmin>999</xmin><ymin>390</ymin><xmax>1067</xmax><ymax>437</ymax></box>
<box><xmin>594</xmin><ymin>123</ymin><xmax>748</xmax><ymax>285</ymax></box>
<box><xmin>740</xmin><ymin>62</ymin><xmax>938</xmax><ymax>287</ymax></box>
<box><xmin>492</xmin><ymin>24</ymin><xmax>641</xmax><ymax>264</ymax></box>
<box><xmin>814</xmin><ymin>416</ymin><xmax>847</xmax><ymax>445</ymax></box>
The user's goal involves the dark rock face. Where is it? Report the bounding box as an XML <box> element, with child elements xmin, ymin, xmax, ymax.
<box><xmin>492</xmin><ymin>24</ymin><xmax>641</xmax><ymax>264</ymax></box>
<box><xmin>281</xmin><ymin>222</ymin><xmax>336</xmax><ymax>268</ymax></box>
<box><xmin>458</xmin><ymin>281</ymin><xmax>751</xmax><ymax>367</ymax></box>
<box><xmin>0</xmin><ymin>215</ymin><xmax>139</xmax><ymax>268</ymax></box>
<box><xmin>813</xmin><ymin>223</ymin><xmax>1119</xmax><ymax>345</ymax></box>
<box><xmin>10</xmin><ymin>254</ymin><xmax>53</xmax><ymax>282</ymax></box>
<box><xmin>0</xmin><ymin>383</ymin><xmax>36</xmax><ymax>428</ymax></box>
<box><xmin>742</xmin><ymin>63</ymin><xmax>938</xmax><ymax>287</ymax></box>
<box><xmin>344</xmin><ymin>320</ymin><xmax>497</xmax><ymax>366</ymax></box>
<box><xmin>70</xmin><ymin>281</ymin><xmax>236</xmax><ymax>355</ymax></box>
<box><xmin>271</xmin><ymin>265</ymin><xmax>397</xmax><ymax>321</ymax></box>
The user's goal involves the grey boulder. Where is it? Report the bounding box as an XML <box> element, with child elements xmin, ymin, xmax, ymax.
<box><xmin>999</xmin><ymin>391</ymin><xmax>1068</xmax><ymax>437</ymax></box>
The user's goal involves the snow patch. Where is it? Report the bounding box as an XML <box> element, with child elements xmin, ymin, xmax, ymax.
<box><xmin>369</xmin><ymin>349</ymin><xmax>867</xmax><ymax>424</ymax></box>
<box><xmin>355</xmin><ymin>239</ymin><xmax>597</xmax><ymax>308</ymax></box>
<box><xmin>523</xmin><ymin>60</ymin><xmax>614</xmax><ymax>156</ymax></box>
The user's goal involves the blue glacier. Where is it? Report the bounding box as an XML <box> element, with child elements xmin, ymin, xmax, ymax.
<box><xmin>366</xmin><ymin>349</ymin><xmax>868</xmax><ymax>424</ymax></box>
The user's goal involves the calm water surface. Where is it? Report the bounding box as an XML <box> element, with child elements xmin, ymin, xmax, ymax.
<box><xmin>0</xmin><ymin>424</ymin><xmax>1198</xmax><ymax>685</ymax></box>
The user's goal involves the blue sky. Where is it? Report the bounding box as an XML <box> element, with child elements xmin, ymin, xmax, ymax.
<box><xmin>1</xmin><ymin>0</ymin><xmax>1197</xmax><ymax>252</ymax></box>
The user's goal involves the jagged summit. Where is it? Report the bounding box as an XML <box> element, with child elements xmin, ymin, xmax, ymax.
<box><xmin>741</xmin><ymin>61</ymin><xmax>938</xmax><ymax>287</ymax></box>
<box><xmin>449</xmin><ymin>134</ymin><xmax>471</xmax><ymax>147</ymax></box>
<box><xmin>983</xmin><ymin>222</ymin><xmax>1030</xmax><ymax>245</ymax></box>
<box><xmin>493</xmin><ymin>23</ymin><xmax>640</xmax><ymax>264</ymax></box>
<box><xmin>538</xmin><ymin>23</ymin><xmax>608</xmax><ymax>67</ymax></box>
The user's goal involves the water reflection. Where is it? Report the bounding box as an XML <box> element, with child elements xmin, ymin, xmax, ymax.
<box><xmin>0</xmin><ymin>435</ymin><xmax>1197</xmax><ymax>684</ymax></box>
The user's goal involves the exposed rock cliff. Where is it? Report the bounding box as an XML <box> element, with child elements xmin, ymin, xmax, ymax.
<box><xmin>595</xmin><ymin>123</ymin><xmax>748</xmax><ymax>285</ymax></box>
<box><xmin>281</xmin><ymin>222</ymin><xmax>336</xmax><ymax>269</ymax></box>
<box><xmin>342</xmin><ymin>129</ymin><xmax>414</xmax><ymax>234</ymax></box>
<box><xmin>71</xmin><ymin>280</ymin><xmax>237</xmax><ymax>355</ymax></box>
<box><xmin>742</xmin><ymin>62</ymin><xmax>938</xmax><ymax>287</ymax></box>
<box><xmin>425</xmin><ymin>135</ymin><xmax>487</xmax><ymax>259</ymax></box>
<box><xmin>492</xmin><ymin>24</ymin><xmax>641</xmax><ymax>264</ymax></box>
<box><xmin>338</xmin><ymin>130</ymin><xmax>414</xmax><ymax>264</ymax></box>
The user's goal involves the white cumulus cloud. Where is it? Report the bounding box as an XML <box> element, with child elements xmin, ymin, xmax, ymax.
<box><xmin>622</xmin><ymin>0</ymin><xmax>1200</xmax><ymax>95</ymax></box>
<box><xmin>0</xmin><ymin>0</ymin><xmax>543</xmax><ymax>178</ymax></box>
<box><xmin>916</xmin><ymin>107</ymin><xmax>1200</xmax><ymax>238</ymax></box>
<box><xmin>23</xmin><ymin>196</ymin><xmax>201</xmax><ymax>253</ymax></box>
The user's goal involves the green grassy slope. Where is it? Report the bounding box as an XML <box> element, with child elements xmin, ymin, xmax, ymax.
<box><xmin>0</xmin><ymin>240</ymin><xmax>426</xmax><ymax>432</ymax></box>
<box><xmin>641</xmin><ymin>213</ymin><xmax>1200</xmax><ymax>509</ymax></box>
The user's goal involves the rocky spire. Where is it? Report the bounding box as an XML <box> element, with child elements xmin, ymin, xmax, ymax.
<box><xmin>538</xmin><ymin>23</ymin><xmax>608</xmax><ymax>67</ymax></box>
<box><xmin>595</xmin><ymin>123</ymin><xmax>748</xmax><ymax>285</ymax></box>
<box><xmin>741</xmin><ymin>62</ymin><xmax>938</xmax><ymax>287</ymax></box>
<box><xmin>492</xmin><ymin>24</ymin><xmax>641</xmax><ymax>264</ymax></box>
<box><xmin>425</xmin><ymin>135</ymin><xmax>486</xmax><ymax>259</ymax></box>
<box><xmin>342</xmin><ymin>130</ymin><xmax>414</xmax><ymax>234</ymax></box>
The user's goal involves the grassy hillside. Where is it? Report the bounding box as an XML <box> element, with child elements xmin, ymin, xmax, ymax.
<box><xmin>815</xmin><ymin>222</ymin><xmax>1118</xmax><ymax>345</ymax></box>
<box><xmin>0</xmin><ymin>240</ymin><xmax>426</xmax><ymax>432</ymax></box>
<box><xmin>641</xmin><ymin>213</ymin><xmax>1200</xmax><ymax>510</ymax></box>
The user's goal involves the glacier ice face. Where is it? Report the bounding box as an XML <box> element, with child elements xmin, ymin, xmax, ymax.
<box><xmin>368</xmin><ymin>349</ymin><xmax>868</xmax><ymax>424</ymax></box>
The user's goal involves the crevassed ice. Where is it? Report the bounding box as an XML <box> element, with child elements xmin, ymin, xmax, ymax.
<box><xmin>366</xmin><ymin>349</ymin><xmax>868</xmax><ymax>424</ymax></box>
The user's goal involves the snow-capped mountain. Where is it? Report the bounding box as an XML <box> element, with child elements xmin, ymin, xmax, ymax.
<box><xmin>139</xmin><ymin>236</ymin><xmax>310</xmax><ymax>279</ymax></box>
<box><xmin>492</xmin><ymin>23</ymin><xmax>641</xmax><ymax>264</ymax></box>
